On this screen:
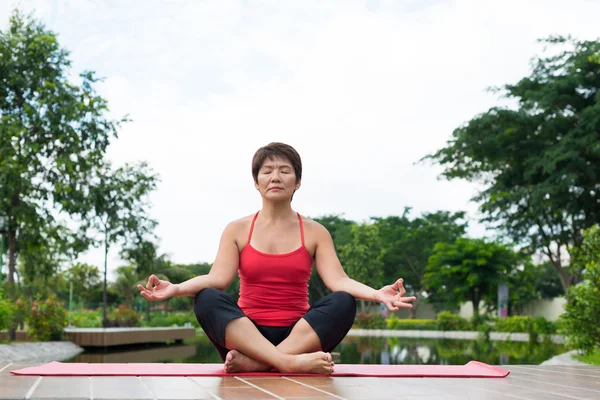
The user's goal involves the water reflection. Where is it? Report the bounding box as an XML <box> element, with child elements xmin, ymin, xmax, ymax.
<box><xmin>66</xmin><ymin>335</ymin><xmax>566</xmax><ymax>365</ymax></box>
<box><xmin>336</xmin><ymin>336</ymin><xmax>567</xmax><ymax>365</ymax></box>
<box><xmin>69</xmin><ymin>343</ymin><xmax>197</xmax><ymax>363</ymax></box>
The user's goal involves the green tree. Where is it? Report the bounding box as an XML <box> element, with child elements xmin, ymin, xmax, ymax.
<box><xmin>338</xmin><ymin>223</ymin><xmax>384</xmax><ymax>312</ymax></box>
<box><xmin>423</xmin><ymin>36</ymin><xmax>600</xmax><ymax>294</ymax></box>
<box><xmin>561</xmin><ymin>225</ymin><xmax>600</xmax><ymax>355</ymax></box>
<box><xmin>532</xmin><ymin>262</ymin><xmax>564</xmax><ymax>299</ymax></box>
<box><xmin>61</xmin><ymin>262</ymin><xmax>101</xmax><ymax>306</ymax></box>
<box><xmin>82</xmin><ymin>161</ymin><xmax>159</xmax><ymax>325</ymax></box>
<box><xmin>121</xmin><ymin>239</ymin><xmax>170</xmax><ymax>278</ymax></box>
<box><xmin>0</xmin><ymin>11</ymin><xmax>122</xmax><ymax>300</ymax></box>
<box><xmin>372</xmin><ymin>208</ymin><xmax>467</xmax><ymax>318</ymax></box>
<box><xmin>424</xmin><ymin>238</ymin><xmax>521</xmax><ymax>316</ymax></box>
<box><xmin>505</xmin><ymin>261</ymin><xmax>539</xmax><ymax>315</ymax></box>
<box><xmin>112</xmin><ymin>265</ymin><xmax>141</xmax><ymax>307</ymax></box>
<box><xmin>0</xmin><ymin>11</ymin><xmax>124</xmax><ymax>339</ymax></box>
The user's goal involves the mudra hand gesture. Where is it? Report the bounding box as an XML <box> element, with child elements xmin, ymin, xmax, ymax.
<box><xmin>137</xmin><ymin>274</ymin><xmax>177</xmax><ymax>302</ymax></box>
<box><xmin>374</xmin><ymin>278</ymin><xmax>416</xmax><ymax>311</ymax></box>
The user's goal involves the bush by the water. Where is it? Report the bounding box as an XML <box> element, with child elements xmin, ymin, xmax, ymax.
<box><xmin>436</xmin><ymin>311</ymin><xmax>471</xmax><ymax>331</ymax></box>
<box><xmin>26</xmin><ymin>294</ymin><xmax>67</xmax><ymax>341</ymax></box>
<box><xmin>0</xmin><ymin>294</ymin><xmax>14</xmax><ymax>331</ymax></box>
<box><xmin>70</xmin><ymin>309</ymin><xmax>103</xmax><ymax>328</ymax></box>
<box><xmin>560</xmin><ymin>225</ymin><xmax>600</xmax><ymax>355</ymax></box>
<box><xmin>141</xmin><ymin>311</ymin><xmax>200</xmax><ymax>328</ymax></box>
<box><xmin>494</xmin><ymin>316</ymin><xmax>532</xmax><ymax>333</ymax></box>
<box><xmin>107</xmin><ymin>305</ymin><xmax>141</xmax><ymax>327</ymax></box>
<box><xmin>353</xmin><ymin>312</ymin><xmax>386</xmax><ymax>329</ymax></box>
<box><xmin>386</xmin><ymin>315</ymin><xmax>438</xmax><ymax>330</ymax></box>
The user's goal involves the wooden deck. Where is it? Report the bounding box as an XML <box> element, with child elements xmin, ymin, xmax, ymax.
<box><xmin>64</xmin><ymin>327</ymin><xmax>196</xmax><ymax>347</ymax></box>
<box><xmin>1</xmin><ymin>363</ymin><xmax>599</xmax><ymax>399</ymax></box>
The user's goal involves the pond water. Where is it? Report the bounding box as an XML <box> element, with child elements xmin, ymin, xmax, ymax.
<box><xmin>66</xmin><ymin>334</ymin><xmax>566</xmax><ymax>365</ymax></box>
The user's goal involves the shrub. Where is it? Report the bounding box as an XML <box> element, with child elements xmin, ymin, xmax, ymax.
<box><xmin>26</xmin><ymin>294</ymin><xmax>68</xmax><ymax>341</ymax></box>
<box><xmin>560</xmin><ymin>226</ymin><xmax>600</xmax><ymax>354</ymax></box>
<box><xmin>470</xmin><ymin>314</ymin><xmax>493</xmax><ymax>330</ymax></box>
<box><xmin>0</xmin><ymin>295</ymin><xmax>14</xmax><ymax>332</ymax></box>
<box><xmin>531</xmin><ymin>316</ymin><xmax>557</xmax><ymax>340</ymax></box>
<box><xmin>386</xmin><ymin>315</ymin><xmax>438</xmax><ymax>330</ymax></box>
<box><xmin>142</xmin><ymin>311</ymin><xmax>200</xmax><ymax>328</ymax></box>
<box><xmin>494</xmin><ymin>316</ymin><xmax>532</xmax><ymax>333</ymax></box>
<box><xmin>437</xmin><ymin>311</ymin><xmax>471</xmax><ymax>331</ymax></box>
<box><xmin>70</xmin><ymin>309</ymin><xmax>102</xmax><ymax>328</ymax></box>
<box><xmin>353</xmin><ymin>312</ymin><xmax>386</xmax><ymax>329</ymax></box>
<box><xmin>14</xmin><ymin>297</ymin><xmax>28</xmax><ymax>329</ymax></box>
<box><xmin>108</xmin><ymin>305</ymin><xmax>140</xmax><ymax>327</ymax></box>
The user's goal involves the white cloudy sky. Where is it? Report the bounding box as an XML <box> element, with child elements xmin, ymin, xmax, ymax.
<box><xmin>2</xmin><ymin>0</ymin><xmax>599</xmax><ymax>279</ymax></box>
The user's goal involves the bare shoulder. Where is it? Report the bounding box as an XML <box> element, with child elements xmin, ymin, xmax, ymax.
<box><xmin>221</xmin><ymin>213</ymin><xmax>256</xmax><ymax>250</ymax></box>
<box><xmin>223</xmin><ymin>213</ymin><xmax>255</xmax><ymax>235</ymax></box>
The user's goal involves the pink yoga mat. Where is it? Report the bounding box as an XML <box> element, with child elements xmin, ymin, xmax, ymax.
<box><xmin>11</xmin><ymin>361</ymin><xmax>509</xmax><ymax>378</ymax></box>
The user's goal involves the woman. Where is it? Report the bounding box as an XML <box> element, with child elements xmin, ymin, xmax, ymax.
<box><xmin>138</xmin><ymin>142</ymin><xmax>416</xmax><ymax>374</ymax></box>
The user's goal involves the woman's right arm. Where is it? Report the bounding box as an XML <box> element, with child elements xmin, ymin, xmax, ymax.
<box><xmin>138</xmin><ymin>222</ymin><xmax>240</xmax><ymax>301</ymax></box>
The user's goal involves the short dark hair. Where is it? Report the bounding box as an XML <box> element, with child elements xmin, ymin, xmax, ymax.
<box><xmin>251</xmin><ymin>142</ymin><xmax>302</xmax><ymax>184</ymax></box>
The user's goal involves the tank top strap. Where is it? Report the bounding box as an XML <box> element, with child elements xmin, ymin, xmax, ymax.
<box><xmin>247</xmin><ymin>211</ymin><xmax>260</xmax><ymax>244</ymax></box>
<box><xmin>296</xmin><ymin>212</ymin><xmax>305</xmax><ymax>247</ymax></box>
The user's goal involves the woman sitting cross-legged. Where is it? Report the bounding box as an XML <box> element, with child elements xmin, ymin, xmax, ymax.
<box><xmin>138</xmin><ymin>142</ymin><xmax>416</xmax><ymax>374</ymax></box>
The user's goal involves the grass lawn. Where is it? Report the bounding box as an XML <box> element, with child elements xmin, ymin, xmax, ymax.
<box><xmin>573</xmin><ymin>348</ymin><xmax>600</xmax><ymax>365</ymax></box>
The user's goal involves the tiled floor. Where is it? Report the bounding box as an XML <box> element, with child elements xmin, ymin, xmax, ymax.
<box><xmin>1</xmin><ymin>363</ymin><xmax>599</xmax><ymax>399</ymax></box>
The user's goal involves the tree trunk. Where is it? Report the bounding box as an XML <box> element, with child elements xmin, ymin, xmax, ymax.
<box><xmin>102</xmin><ymin>233</ymin><xmax>109</xmax><ymax>327</ymax></box>
<box><xmin>408</xmin><ymin>290</ymin><xmax>423</xmax><ymax>319</ymax></box>
<box><xmin>472</xmin><ymin>289</ymin><xmax>481</xmax><ymax>318</ymax></box>
<box><xmin>555</xmin><ymin>264</ymin><xmax>576</xmax><ymax>296</ymax></box>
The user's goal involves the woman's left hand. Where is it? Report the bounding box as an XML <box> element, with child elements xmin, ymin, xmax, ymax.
<box><xmin>375</xmin><ymin>278</ymin><xmax>417</xmax><ymax>312</ymax></box>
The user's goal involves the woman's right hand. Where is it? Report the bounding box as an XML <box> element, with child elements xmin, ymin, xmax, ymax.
<box><xmin>137</xmin><ymin>274</ymin><xmax>178</xmax><ymax>301</ymax></box>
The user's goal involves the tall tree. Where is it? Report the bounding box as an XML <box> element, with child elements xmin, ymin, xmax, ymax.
<box><xmin>83</xmin><ymin>161</ymin><xmax>158</xmax><ymax>325</ymax></box>
<box><xmin>422</xmin><ymin>36</ymin><xmax>600</xmax><ymax>294</ymax></box>
<box><xmin>0</xmin><ymin>10</ymin><xmax>121</xmax><ymax>292</ymax></box>
<box><xmin>121</xmin><ymin>239</ymin><xmax>170</xmax><ymax>278</ymax></box>
<box><xmin>373</xmin><ymin>208</ymin><xmax>467</xmax><ymax>318</ymax></box>
<box><xmin>424</xmin><ymin>238</ymin><xmax>521</xmax><ymax>316</ymax></box>
<box><xmin>61</xmin><ymin>262</ymin><xmax>101</xmax><ymax>306</ymax></box>
<box><xmin>112</xmin><ymin>266</ymin><xmax>141</xmax><ymax>307</ymax></box>
<box><xmin>338</xmin><ymin>223</ymin><xmax>384</xmax><ymax>312</ymax></box>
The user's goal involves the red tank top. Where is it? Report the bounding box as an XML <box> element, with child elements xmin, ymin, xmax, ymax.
<box><xmin>238</xmin><ymin>212</ymin><xmax>313</xmax><ymax>326</ymax></box>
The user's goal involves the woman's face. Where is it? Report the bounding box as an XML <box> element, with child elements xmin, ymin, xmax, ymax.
<box><xmin>255</xmin><ymin>157</ymin><xmax>300</xmax><ymax>200</ymax></box>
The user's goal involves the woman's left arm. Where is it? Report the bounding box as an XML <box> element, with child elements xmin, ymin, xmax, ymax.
<box><xmin>314</xmin><ymin>223</ymin><xmax>416</xmax><ymax>312</ymax></box>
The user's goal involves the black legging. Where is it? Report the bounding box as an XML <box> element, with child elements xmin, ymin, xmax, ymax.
<box><xmin>193</xmin><ymin>288</ymin><xmax>356</xmax><ymax>360</ymax></box>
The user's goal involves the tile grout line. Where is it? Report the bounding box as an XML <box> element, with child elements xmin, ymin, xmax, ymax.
<box><xmin>473</xmin><ymin>386</ymin><xmax>532</xmax><ymax>400</ymax></box>
<box><xmin>282</xmin><ymin>377</ymin><xmax>348</xmax><ymax>400</ymax></box>
<box><xmin>89</xmin><ymin>376</ymin><xmax>94</xmax><ymax>400</ymax></box>
<box><xmin>509</xmin><ymin>375</ymin><xmax>600</xmax><ymax>394</ymax></box>
<box><xmin>0</xmin><ymin>362</ymin><xmax>13</xmax><ymax>373</ymax></box>
<box><xmin>507</xmin><ymin>365</ymin><xmax>600</xmax><ymax>379</ymax></box>
<box><xmin>234</xmin><ymin>376</ymin><xmax>284</xmax><ymax>400</ymax></box>
<box><xmin>185</xmin><ymin>376</ymin><xmax>222</xmax><ymax>400</ymax></box>
<box><xmin>137</xmin><ymin>376</ymin><xmax>157</xmax><ymax>400</ymax></box>
<box><xmin>506</xmin><ymin>368</ymin><xmax>600</xmax><ymax>382</ymax></box>
<box><xmin>428</xmin><ymin>381</ymin><xmax>532</xmax><ymax>400</ymax></box>
<box><xmin>465</xmin><ymin>379</ymin><xmax>586</xmax><ymax>400</ymax></box>
<box><xmin>24</xmin><ymin>376</ymin><xmax>42</xmax><ymax>400</ymax></box>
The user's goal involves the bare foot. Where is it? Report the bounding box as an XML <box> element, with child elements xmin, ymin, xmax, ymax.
<box><xmin>224</xmin><ymin>350</ymin><xmax>271</xmax><ymax>373</ymax></box>
<box><xmin>282</xmin><ymin>352</ymin><xmax>334</xmax><ymax>375</ymax></box>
